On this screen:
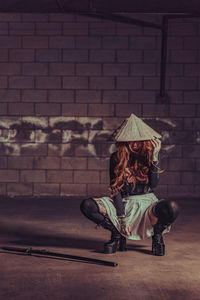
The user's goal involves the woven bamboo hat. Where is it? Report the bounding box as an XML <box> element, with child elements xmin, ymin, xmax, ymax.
<box><xmin>109</xmin><ymin>113</ymin><xmax>161</xmax><ymax>142</ymax></box>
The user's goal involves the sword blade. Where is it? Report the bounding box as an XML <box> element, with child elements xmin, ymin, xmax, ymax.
<box><xmin>1</xmin><ymin>246</ymin><xmax>118</xmax><ymax>267</ymax></box>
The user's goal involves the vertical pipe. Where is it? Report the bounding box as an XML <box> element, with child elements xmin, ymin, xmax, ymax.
<box><xmin>160</xmin><ymin>16</ymin><xmax>168</xmax><ymax>98</ymax></box>
<box><xmin>89</xmin><ymin>0</ymin><xmax>95</xmax><ymax>11</ymax></box>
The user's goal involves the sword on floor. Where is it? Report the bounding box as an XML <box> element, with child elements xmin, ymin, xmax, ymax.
<box><xmin>0</xmin><ymin>246</ymin><xmax>118</xmax><ymax>267</ymax></box>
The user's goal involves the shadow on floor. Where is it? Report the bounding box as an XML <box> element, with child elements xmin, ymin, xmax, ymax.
<box><xmin>0</xmin><ymin>224</ymin><xmax>149</xmax><ymax>255</ymax></box>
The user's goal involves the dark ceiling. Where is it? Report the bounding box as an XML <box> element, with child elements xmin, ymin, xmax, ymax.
<box><xmin>0</xmin><ymin>0</ymin><xmax>200</xmax><ymax>14</ymax></box>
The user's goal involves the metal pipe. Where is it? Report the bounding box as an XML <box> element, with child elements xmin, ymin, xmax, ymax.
<box><xmin>159</xmin><ymin>16</ymin><xmax>169</xmax><ymax>98</ymax></box>
<box><xmin>81</xmin><ymin>12</ymin><xmax>162</xmax><ymax>29</ymax></box>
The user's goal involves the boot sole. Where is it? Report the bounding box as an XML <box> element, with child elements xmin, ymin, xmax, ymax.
<box><xmin>104</xmin><ymin>244</ymin><xmax>118</xmax><ymax>254</ymax></box>
<box><xmin>104</xmin><ymin>240</ymin><xmax>128</xmax><ymax>253</ymax></box>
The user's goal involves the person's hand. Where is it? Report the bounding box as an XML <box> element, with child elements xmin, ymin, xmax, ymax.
<box><xmin>151</xmin><ymin>137</ymin><xmax>161</xmax><ymax>162</ymax></box>
<box><xmin>118</xmin><ymin>216</ymin><xmax>131</xmax><ymax>236</ymax></box>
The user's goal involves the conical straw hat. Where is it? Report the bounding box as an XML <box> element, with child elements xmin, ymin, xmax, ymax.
<box><xmin>109</xmin><ymin>114</ymin><xmax>161</xmax><ymax>142</ymax></box>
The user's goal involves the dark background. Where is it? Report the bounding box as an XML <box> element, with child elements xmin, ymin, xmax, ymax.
<box><xmin>0</xmin><ymin>10</ymin><xmax>199</xmax><ymax>199</ymax></box>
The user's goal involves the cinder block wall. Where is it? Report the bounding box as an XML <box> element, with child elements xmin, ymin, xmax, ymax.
<box><xmin>0</xmin><ymin>13</ymin><xmax>199</xmax><ymax>198</ymax></box>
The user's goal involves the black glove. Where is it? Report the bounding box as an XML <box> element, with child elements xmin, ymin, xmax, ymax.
<box><xmin>113</xmin><ymin>192</ymin><xmax>125</xmax><ymax>217</ymax></box>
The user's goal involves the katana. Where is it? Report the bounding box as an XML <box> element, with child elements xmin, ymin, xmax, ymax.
<box><xmin>1</xmin><ymin>246</ymin><xmax>118</xmax><ymax>267</ymax></box>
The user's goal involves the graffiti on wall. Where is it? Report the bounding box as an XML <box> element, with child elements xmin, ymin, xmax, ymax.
<box><xmin>0</xmin><ymin>117</ymin><xmax>115</xmax><ymax>157</ymax></box>
<box><xmin>0</xmin><ymin>116</ymin><xmax>195</xmax><ymax>158</ymax></box>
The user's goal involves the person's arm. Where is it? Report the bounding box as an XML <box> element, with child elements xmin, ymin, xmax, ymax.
<box><xmin>109</xmin><ymin>153</ymin><xmax>125</xmax><ymax>217</ymax></box>
<box><xmin>110</xmin><ymin>153</ymin><xmax>131</xmax><ymax>236</ymax></box>
<box><xmin>149</xmin><ymin>156</ymin><xmax>160</xmax><ymax>188</ymax></box>
<box><xmin>149</xmin><ymin>138</ymin><xmax>162</xmax><ymax>189</ymax></box>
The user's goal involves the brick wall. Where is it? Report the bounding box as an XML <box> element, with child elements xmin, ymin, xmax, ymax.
<box><xmin>0</xmin><ymin>13</ymin><xmax>199</xmax><ymax>198</ymax></box>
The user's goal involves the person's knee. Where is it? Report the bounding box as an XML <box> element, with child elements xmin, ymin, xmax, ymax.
<box><xmin>169</xmin><ymin>200</ymin><xmax>179</xmax><ymax>212</ymax></box>
<box><xmin>80</xmin><ymin>198</ymin><xmax>88</xmax><ymax>214</ymax></box>
<box><xmin>80</xmin><ymin>198</ymin><xmax>94</xmax><ymax>215</ymax></box>
<box><xmin>153</xmin><ymin>199</ymin><xmax>180</xmax><ymax>225</ymax></box>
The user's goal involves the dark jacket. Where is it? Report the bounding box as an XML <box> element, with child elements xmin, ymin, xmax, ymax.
<box><xmin>109</xmin><ymin>151</ymin><xmax>160</xmax><ymax>216</ymax></box>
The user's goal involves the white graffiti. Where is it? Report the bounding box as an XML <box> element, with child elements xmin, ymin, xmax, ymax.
<box><xmin>0</xmin><ymin>116</ymin><xmax>190</xmax><ymax>158</ymax></box>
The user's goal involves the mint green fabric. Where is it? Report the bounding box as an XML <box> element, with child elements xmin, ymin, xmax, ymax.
<box><xmin>94</xmin><ymin>193</ymin><xmax>170</xmax><ymax>240</ymax></box>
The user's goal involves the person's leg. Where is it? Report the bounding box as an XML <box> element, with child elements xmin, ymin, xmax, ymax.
<box><xmin>151</xmin><ymin>199</ymin><xmax>179</xmax><ymax>256</ymax></box>
<box><xmin>152</xmin><ymin>199</ymin><xmax>179</xmax><ymax>225</ymax></box>
<box><xmin>148</xmin><ymin>203</ymin><xmax>158</xmax><ymax>226</ymax></box>
<box><xmin>80</xmin><ymin>198</ymin><xmax>124</xmax><ymax>253</ymax></box>
<box><xmin>80</xmin><ymin>197</ymin><xmax>105</xmax><ymax>225</ymax></box>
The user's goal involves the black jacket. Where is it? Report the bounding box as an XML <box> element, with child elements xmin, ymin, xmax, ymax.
<box><xmin>109</xmin><ymin>152</ymin><xmax>160</xmax><ymax>216</ymax></box>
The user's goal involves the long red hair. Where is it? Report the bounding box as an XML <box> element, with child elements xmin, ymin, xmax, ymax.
<box><xmin>110</xmin><ymin>141</ymin><xmax>154</xmax><ymax>195</ymax></box>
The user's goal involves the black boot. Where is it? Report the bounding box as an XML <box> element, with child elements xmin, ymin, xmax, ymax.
<box><xmin>152</xmin><ymin>223</ymin><xmax>168</xmax><ymax>256</ymax></box>
<box><xmin>80</xmin><ymin>198</ymin><xmax>126</xmax><ymax>253</ymax></box>
<box><xmin>119</xmin><ymin>235</ymin><xmax>127</xmax><ymax>252</ymax></box>
<box><xmin>98</xmin><ymin>217</ymin><xmax>121</xmax><ymax>254</ymax></box>
<box><xmin>104</xmin><ymin>230</ymin><xmax>121</xmax><ymax>254</ymax></box>
<box><xmin>151</xmin><ymin>199</ymin><xmax>180</xmax><ymax>256</ymax></box>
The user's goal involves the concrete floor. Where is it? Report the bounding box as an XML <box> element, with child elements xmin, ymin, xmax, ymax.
<box><xmin>0</xmin><ymin>196</ymin><xmax>200</xmax><ymax>300</ymax></box>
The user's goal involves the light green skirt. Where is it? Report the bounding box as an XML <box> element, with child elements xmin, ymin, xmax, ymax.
<box><xmin>93</xmin><ymin>193</ymin><xmax>170</xmax><ymax>240</ymax></box>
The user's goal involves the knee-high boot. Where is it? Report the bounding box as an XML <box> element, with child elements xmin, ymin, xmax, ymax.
<box><xmin>119</xmin><ymin>235</ymin><xmax>127</xmax><ymax>252</ymax></box>
<box><xmin>152</xmin><ymin>199</ymin><xmax>180</xmax><ymax>256</ymax></box>
<box><xmin>98</xmin><ymin>217</ymin><xmax>121</xmax><ymax>254</ymax></box>
<box><xmin>152</xmin><ymin>222</ymin><xmax>168</xmax><ymax>256</ymax></box>
<box><xmin>98</xmin><ymin>217</ymin><xmax>127</xmax><ymax>253</ymax></box>
<box><xmin>80</xmin><ymin>198</ymin><xmax>127</xmax><ymax>253</ymax></box>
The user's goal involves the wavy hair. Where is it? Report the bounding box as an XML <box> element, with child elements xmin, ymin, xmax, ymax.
<box><xmin>110</xmin><ymin>141</ymin><xmax>156</xmax><ymax>195</ymax></box>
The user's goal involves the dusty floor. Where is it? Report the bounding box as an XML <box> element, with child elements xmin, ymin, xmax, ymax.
<box><xmin>0</xmin><ymin>196</ymin><xmax>200</xmax><ymax>300</ymax></box>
